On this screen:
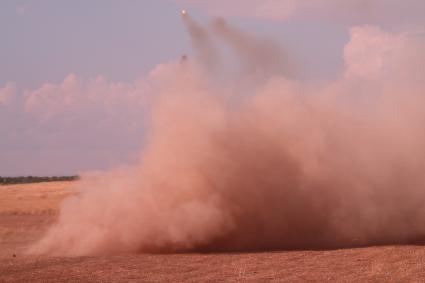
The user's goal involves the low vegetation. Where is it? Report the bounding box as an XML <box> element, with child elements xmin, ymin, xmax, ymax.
<box><xmin>0</xmin><ymin>176</ymin><xmax>79</xmax><ymax>185</ymax></box>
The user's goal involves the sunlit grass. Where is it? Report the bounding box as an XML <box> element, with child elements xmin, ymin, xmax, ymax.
<box><xmin>0</xmin><ymin>182</ymin><xmax>76</xmax><ymax>215</ymax></box>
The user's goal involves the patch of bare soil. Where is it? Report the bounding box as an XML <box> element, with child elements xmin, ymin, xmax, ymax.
<box><xmin>1</xmin><ymin>182</ymin><xmax>425</xmax><ymax>282</ymax></box>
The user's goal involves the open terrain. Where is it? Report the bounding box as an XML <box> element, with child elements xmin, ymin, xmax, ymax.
<box><xmin>1</xmin><ymin>182</ymin><xmax>425</xmax><ymax>282</ymax></box>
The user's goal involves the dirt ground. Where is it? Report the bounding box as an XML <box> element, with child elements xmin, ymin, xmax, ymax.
<box><xmin>1</xmin><ymin>182</ymin><xmax>425</xmax><ymax>282</ymax></box>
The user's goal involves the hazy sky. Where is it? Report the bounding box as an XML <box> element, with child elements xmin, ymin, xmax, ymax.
<box><xmin>1</xmin><ymin>0</ymin><xmax>351</xmax><ymax>87</ymax></box>
<box><xmin>1</xmin><ymin>0</ymin><xmax>423</xmax><ymax>176</ymax></box>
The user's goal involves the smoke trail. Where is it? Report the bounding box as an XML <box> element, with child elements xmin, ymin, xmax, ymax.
<box><xmin>211</xmin><ymin>17</ymin><xmax>289</xmax><ymax>79</ymax></box>
<box><xmin>28</xmin><ymin>21</ymin><xmax>425</xmax><ymax>256</ymax></box>
<box><xmin>181</xmin><ymin>12</ymin><xmax>220</xmax><ymax>71</ymax></box>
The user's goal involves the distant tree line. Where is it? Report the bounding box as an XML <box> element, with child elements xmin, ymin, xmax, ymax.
<box><xmin>0</xmin><ymin>176</ymin><xmax>80</xmax><ymax>185</ymax></box>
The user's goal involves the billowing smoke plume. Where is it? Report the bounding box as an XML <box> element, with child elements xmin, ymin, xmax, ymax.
<box><xmin>29</xmin><ymin>15</ymin><xmax>425</xmax><ymax>256</ymax></box>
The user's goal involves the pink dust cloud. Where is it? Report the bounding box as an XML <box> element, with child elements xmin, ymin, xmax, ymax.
<box><xmin>28</xmin><ymin>13</ymin><xmax>425</xmax><ymax>256</ymax></box>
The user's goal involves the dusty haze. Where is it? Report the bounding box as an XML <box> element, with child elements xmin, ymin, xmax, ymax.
<box><xmin>29</xmin><ymin>13</ymin><xmax>425</xmax><ymax>256</ymax></box>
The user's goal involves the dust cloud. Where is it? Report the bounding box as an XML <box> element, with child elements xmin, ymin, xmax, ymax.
<box><xmin>29</xmin><ymin>14</ymin><xmax>425</xmax><ymax>256</ymax></box>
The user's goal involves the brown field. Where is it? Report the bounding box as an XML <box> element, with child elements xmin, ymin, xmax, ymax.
<box><xmin>1</xmin><ymin>182</ymin><xmax>425</xmax><ymax>282</ymax></box>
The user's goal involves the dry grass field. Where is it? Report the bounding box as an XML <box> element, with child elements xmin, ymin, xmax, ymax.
<box><xmin>0</xmin><ymin>182</ymin><xmax>75</xmax><ymax>260</ymax></box>
<box><xmin>0</xmin><ymin>181</ymin><xmax>75</xmax><ymax>215</ymax></box>
<box><xmin>1</xmin><ymin>181</ymin><xmax>425</xmax><ymax>282</ymax></box>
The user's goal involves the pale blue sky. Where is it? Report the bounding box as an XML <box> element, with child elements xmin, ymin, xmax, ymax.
<box><xmin>3</xmin><ymin>0</ymin><xmax>421</xmax><ymax>176</ymax></box>
<box><xmin>0</xmin><ymin>0</ymin><xmax>349</xmax><ymax>88</ymax></box>
<box><xmin>1</xmin><ymin>0</ymin><xmax>191</xmax><ymax>87</ymax></box>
